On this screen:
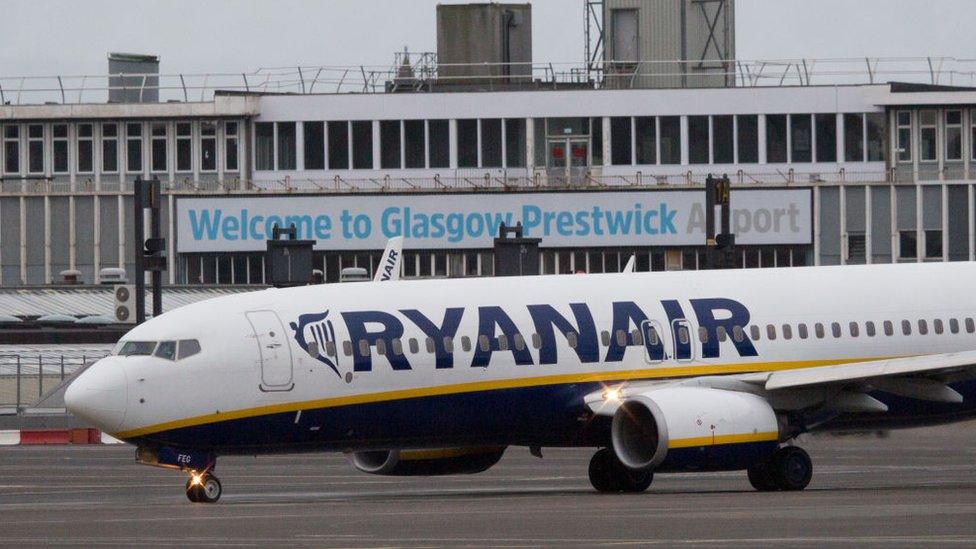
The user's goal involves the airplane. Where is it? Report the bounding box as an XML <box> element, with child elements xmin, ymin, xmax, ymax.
<box><xmin>65</xmin><ymin>260</ymin><xmax>976</xmax><ymax>503</ymax></box>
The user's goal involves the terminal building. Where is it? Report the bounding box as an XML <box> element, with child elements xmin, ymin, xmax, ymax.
<box><xmin>1</xmin><ymin>1</ymin><xmax>976</xmax><ymax>288</ymax></box>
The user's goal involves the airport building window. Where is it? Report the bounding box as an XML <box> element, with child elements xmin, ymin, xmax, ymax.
<box><xmin>351</xmin><ymin>120</ymin><xmax>373</xmax><ymax>169</ymax></box>
<box><xmin>950</xmin><ymin>318</ymin><xmax>960</xmax><ymax>334</ymax></box>
<box><xmin>849</xmin><ymin>322</ymin><xmax>859</xmax><ymax>337</ymax></box>
<box><xmin>611</xmin><ymin>117</ymin><xmax>632</xmax><ymax>165</ymax></box>
<box><xmin>713</xmin><ymin>115</ymin><xmax>734</xmax><ymax>164</ymax></box>
<box><xmin>925</xmin><ymin>230</ymin><xmax>943</xmax><ymax>259</ymax></box>
<box><xmin>2</xmin><ymin>125</ymin><xmax>19</xmax><ymax>174</ymax></box>
<box><xmin>404</xmin><ymin>119</ymin><xmax>426</xmax><ymax>169</ymax></box>
<box><xmin>815</xmin><ymin>114</ymin><xmax>836</xmax><ymax>163</ymax></box>
<box><xmin>899</xmin><ymin>231</ymin><xmax>917</xmax><ymax>260</ymax></box>
<box><xmin>51</xmin><ymin>124</ymin><xmax>69</xmax><ymax>173</ymax></box>
<box><xmin>815</xmin><ymin>323</ymin><xmax>825</xmax><ymax>338</ymax></box>
<box><xmin>303</xmin><ymin>122</ymin><xmax>325</xmax><ymax>170</ymax></box>
<box><xmin>481</xmin><ymin>118</ymin><xmax>503</xmax><ymax>168</ymax></box>
<box><xmin>884</xmin><ymin>320</ymin><xmax>894</xmax><ymax>336</ymax></box>
<box><xmin>457</xmin><ymin>119</ymin><xmax>478</xmax><ymax>168</ymax></box>
<box><xmin>659</xmin><ymin>116</ymin><xmax>681</xmax><ymax>164</ymax></box>
<box><xmin>149</xmin><ymin>122</ymin><xmax>166</xmax><ymax>173</ymax></box>
<box><xmin>866</xmin><ymin>321</ymin><xmax>876</xmax><ymax>337</ymax></box>
<box><xmin>765</xmin><ymin>114</ymin><xmax>787</xmax><ymax>163</ymax></box>
<box><xmin>505</xmin><ymin>118</ymin><xmax>526</xmax><ymax>168</ymax></box>
<box><xmin>27</xmin><ymin>124</ymin><xmax>44</xmax><ymax>174</ymax></box>
<box><xmin>902</xmin><ymin>320</ymin><xmax>912</xmax><ymax>335</ymax></box>
<box><xmin>78</xmin><ymin>123</ymin><xmax>94</xmax><ymax>173</ymax></box>
<box><xmin>896</xmin><ymin>111</ymin><xmax>912</xmax><ymax>162</ymax></box>
<box><xmin>200</xmin><ymin>122</ymin><xmax>217</xmax><ymax>172</ymax></box>
<box><xmin>831</xmin><ymin>322</ymin><xmax>842</xmax><ymax>338</ymax></box>
<box><xmin>737</xmin><ymin>115</ymin><xmax>759</xmax><ymax>163</ymax></box>
<box><xmin>175</xmin><ymin>122</ymin><xmax>193</xmax><ymax>172</ymax></box>
<box><xmin>790</xmin><ymin>114</ymin><xmax>812</xmax><ymax>163</ymax></box>
<box><xmin>326</xmin><ymin>121</ymin><xmax>349</xmax><ymax>170</ymax></box>
<box><xmin>255</xmin><ymin>122</ymin><xmax>274</xmax><ymax>170</ymax></box>
<box><xmin>591</xmin><ymin>117</ymin><xmax>604</xmax><ymax>166</ymax></box>
<box><xmin>934</xmin><ymin>319</ymin><xmax>944</xmax><ymax>334</ymax></box>
<box><xmin>919</xmin><ymin>110</ymin><xmax>938</xmax><ymax>162</ymax></box>
<box><xmin>276</xmin><ymin>122</ymin><xmax>297</xmax><ymax>170</ymax></box>
<box><xmin>866</xmin><ymin>112</ymin><xmax>885</xmax><ymax>161</ymax></box>
<box><xmin>224</xmin><ymin>121</ymin><xmax>239</xmax><ymax>172</ymax></box>
<box><xmin>945</xmin><ymin>110</ymin><xmax>963</xmax><ymax>161</ymax></box>
<box><xmin>918</xmin><ymin>319</ymin><xmax>928</xmax><ymax>335</ymax></box>
<box><xmin>688</xmin><ymin>116</ymin><xmax>709</xmax><ymax>164</ymax></box>
<box><xmin>844</xmin><ymin>113</ymin><xmax>864</xmax><ymax>162</ymax></box>
<box><xmin>428</xmin><ymin>119</ymin><xmax>449</xmax><ymax>168</ymax></box>
<box><xmin>102</xmin><ymin>122</ymin><xmax>119</xmax><ymax>173</ymax></box>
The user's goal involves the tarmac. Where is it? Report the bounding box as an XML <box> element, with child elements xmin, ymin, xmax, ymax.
<box><xmin>2</xmin><ymin>423</ymin><xmax>976</xmax><ymax>547</ymax></box>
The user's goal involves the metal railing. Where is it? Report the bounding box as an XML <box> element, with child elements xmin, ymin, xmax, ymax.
<box><xmin>0</xmin><ymin>352</ymin><xmax>110</xmax><ymax>411</ymax></box>
<box><xmin>3</xmin><ymin>57</ymin><xmax>976</xmax><ymax>106</ymax></box>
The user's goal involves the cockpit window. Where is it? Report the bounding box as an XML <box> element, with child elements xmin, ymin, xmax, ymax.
<box><xmin>118</xmin><ymin>341</ymin><xmax>157</xmax><ymax>356</ymax></box>
<box><xmin>178</xmin><ymin>339</ymin><xmax>201</xmax><ymax>360</ymax></box>
<box><xmin>154</xmin><ymin>341</ymin><xmax>177</xmax><ymax>361</ymax></box>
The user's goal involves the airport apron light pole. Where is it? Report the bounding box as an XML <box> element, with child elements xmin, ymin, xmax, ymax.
<box><xmin>133</xmin><ymin>177</ymin><xmax>165</xmax><ymax>324</ymax></box>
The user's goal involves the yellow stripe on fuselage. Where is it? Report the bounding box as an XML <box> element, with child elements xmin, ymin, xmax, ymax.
<box><xmin>668</xmin><ymin>431</ymin><xmax>780</xmax><ymax>449</ymax></box>
<box><xmin>114</xmin><ymin>357</ymin><xmax>879</xmax><ymax>439</ymax></box>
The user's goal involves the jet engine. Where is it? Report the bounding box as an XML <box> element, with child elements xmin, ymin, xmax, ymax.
<box><xmin>611</xmin><ymin>387</ymin><xmax>780</xmax><ymax>472</ymax></box>
<box><xmin>350</xmin><ymin>446</ymin><xmax>506</xmax><ymax>476</ymax></box>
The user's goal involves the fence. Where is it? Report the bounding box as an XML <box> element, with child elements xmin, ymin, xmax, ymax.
<box><xmin>0</xmin><ymin>352</ymin><xmax>111</xmax><ymax>411</ymax></box>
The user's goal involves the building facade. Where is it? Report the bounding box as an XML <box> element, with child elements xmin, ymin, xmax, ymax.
<box><xmin>1</xmin><ymin>82</ymin><xmax>974</xmax><ymax>286</ymax></box>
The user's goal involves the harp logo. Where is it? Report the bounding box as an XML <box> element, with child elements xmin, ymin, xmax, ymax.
<box><xmin>290</xmin><ymin>310</ymin><xmax>341</xmax><ymax>377</ymax></box>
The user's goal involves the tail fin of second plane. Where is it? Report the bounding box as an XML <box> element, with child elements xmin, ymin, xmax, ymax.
<box><xmin>374</xmin><ymin>237</ymin><xmax>404</xmax><ymax>282</ymax></box>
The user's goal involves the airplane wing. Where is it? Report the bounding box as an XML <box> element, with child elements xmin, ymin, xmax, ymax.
<box><xmin>374</xmin><ymin>237</ymin><xmax>404</xmax><ymax>282</ymax></box>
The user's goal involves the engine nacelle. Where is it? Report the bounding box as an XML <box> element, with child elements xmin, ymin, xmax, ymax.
<box><xmin>350</xmin><ymin>446</ymin><xmax>506</xmax><ymax>476</ymax></box>
<box><xmin>612</xmin><ymin>387</ymin><xmax>780</xmax><ymax>472</ymax></box>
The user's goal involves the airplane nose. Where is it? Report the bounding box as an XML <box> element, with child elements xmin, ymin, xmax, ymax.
<box><xmin>65</xmin><ymin>359</ymin><xmax>128</xmax><ymax>434</ymax></box>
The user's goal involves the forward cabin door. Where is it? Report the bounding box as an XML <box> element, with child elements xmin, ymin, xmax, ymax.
<box><xmin>246</xmin><ymin>310</ymin><xmax>294</xmax><ymax>391</ymax></box>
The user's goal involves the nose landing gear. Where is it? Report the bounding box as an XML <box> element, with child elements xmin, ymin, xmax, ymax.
<box><xmin>185</xmin><ymin>471</ymin><xmax>222</xmax><ymax>503</ymax></box>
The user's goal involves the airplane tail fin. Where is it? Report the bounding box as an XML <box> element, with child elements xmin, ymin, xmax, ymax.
<box><xmin>622</xmin><ymin>254</ymin><xmax>636</xmax><ymax>273</ymax></box>
<box><xmin>374</xmin><ymin>236</ymin><xmax>404</xmax><ymax>282</ymax></box>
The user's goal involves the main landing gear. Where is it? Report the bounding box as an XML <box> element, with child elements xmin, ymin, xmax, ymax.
<box><xmin>747</xmin><ymin>446</ymin><xmax>813</xmax><ymax>492</ymax></box>
<box><xmin>185</xmin><ymin>471</ymin><xmax>222</xmax><ymax>503</ymax></box>
<box><xmin>588</xmin><ymin>448</ymin><xmax>653</xmax><ymax>493</ymax></box>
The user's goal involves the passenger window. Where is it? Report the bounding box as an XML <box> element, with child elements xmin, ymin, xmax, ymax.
<box><xmin>177</xmin><ymin>339</ymin><xmax>201</xmax><ymax>360</ymax></box>
<box><xmin>630</xmin><ymin>329</ymin><xmax>643</xmax><ymax>346</ymax></box>
<box><xmin>358</xmin><ymin>340</ymin><xmax>370</xmax><ymax>357</ymax></box>
<box><xmin>698</xmin><ymin>326</ymin><xmax>709</xmax><ymax>343</ymax></box>
<box><xmin>849</xmin><ymin>322</ymin><xmax>859</xmax><ymax>337</ymax></box>
<box><xmin>326</xmin><ymin>341</ymin><xmax>337</xmax><ymax>357</ymax></box>
<box><xmin>409</xmin><ymin>338</ymin><xmax>419</xmax><ymax>354</ymax></box>
<box><xmin>967</xmin><ymin>318</ymin><xmax>975</xmax><ymax>333</ymax></box>
<box><xmin>831</xmin><ymin>322</ymin><xmax>841</xmax><ymax>338</ymax></box>
<box><xmin>678</xmin><ymin>325</ymin><xmax>690</xmax><ymax>345</ymax></box>
<box><xmin>648</xmin><ymin>327</ymin><xmax>660</xmax><ymax>345</ymax></box>
<box><xmin>478</xmin><ymin>335</ymin><xmax>490</xmax><ymax>352</ymax></box>
<box><xmin>513</xmin><ymin>334</ymin><xmax>526</xmax><ymax>351</ymax></box>
<box><xmin>155</xmin><ymin>340</ymin><xmax>177</xmax><ymax>360</ymax></box>
<box><xmin>567</xmin><ymin>332</ymin><xmax>579</xmax><ymax>349</ymax></box>
<box><xmin>375</xmin><ymin>339</ymin><xmax>387</xmax><ymax>356</ymax></box>
<box><xmin>391</xmin><ymin>339</ymin><xmax>403</xmax><ymax>356</ymax></box>
<box><xmin>717</xmin><ymin>326</ymin><xmax>728</xmax><ymax>342</ymax></box>
<box><xmin>918</xmin><ymin>319</ymin><xmax>928</xmax><ymax>335</ymax></box>
<box><xmin>342</xmin><ymin>341</ymin><xmax>353</xmax><ymax>356</ymax></box>
<box><xmin>425</xmin><ymin>337</ymin><xmax>435</xmax><ymax>353</ymax></box>
<box><xmin>781</xmin><ymin>325</ymin><xmax>792</xmax><ymax>340</ymax></box>
<box><xmin>600</xmin><ymin>330</ymin><xmax>610</xmax><ymax>346</ymax></box>
<box><xmin>865</xmin><ymin>321</ymin><xmax>876</xmax><ymax>337</ymax></box>
<box><xmin>498</xmin><ymin>334</ymin><xmax>509</xmax><ymax>351</ymax></box>
<box><xmin>615</xmin><ymin>330</ymin><xmax>627</xmax><ymax>346</ymax></box>
<box><xmin>461</xmin><ymin>336</ymin><xmax>471</xmax><ymax>352</ymax></box>
<box><xmin>950</xmin><ymin>318</ymin><xmax>960</xmax><ymax>334</ymax></box>
<box><xmin>733</xmin><ymin>325</ymin><xmax>745</xmax><ymax>343</ymax></box>
<box><xmin>766</xmin><ymin>324</ymin><xmax>776</xmax><ymax>340</ymax></box>
<box><xmin>750</xmin><ymin>325</ymin><xmax>761</xmax><ymax>341</ymax></box>
<box><xmin>883</xmin><ymin>321</ymin><xmax>893</xmax><ymax>336</ymax></box>
<box><xmin>444</xmin><ymin>336</ymin><xmax>455</xmax><ymax>353</ymax></box>
<box><xmin>815</xmin><ymin>323</ymin><xmax>825</xmax><ymax>339</ymax></box>
<box><xmin>797</xmin><ymin>324</ymin><xmax>808</xmax><ymax>339</ymax></box>
<box><xmin>531</xmin><ymin>333</ymin><xmax>542</xmax><ymax>349</ymax></box>
<box><xmin>902</xmin><ymin>320</ymin><xmax>912</xmax><ymax>335</ymax></box>
<box><xmin>934</xmin><ymin>319</ymin><xmax>944</xmax><ymax>335</ymax></box>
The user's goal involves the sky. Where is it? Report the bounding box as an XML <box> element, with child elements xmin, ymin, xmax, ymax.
<box><xmin>1</xmin><ymin>0</ymin><xmax>975</xmax><ymax>77</ymax></box>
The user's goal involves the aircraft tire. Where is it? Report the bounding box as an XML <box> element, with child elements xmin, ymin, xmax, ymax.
<box><xmin>198</xmin><ymin>473</ymin><xmax>222</xmax><ymax>503</ymax></box>
<box><xmin>185</xmin><ymin>478</ymin><xmax>202</xmax><ymax>502</ymax></box>
<box><xmin>588</xmin><ymin>448</ymin><xmax>653</xmax><ymax>493</ymax></box>
<box><xmin>747</xmin><ymin>462</ymin><xmax>779</xmax><ymax>492</ymax></box>
<box><xmin>769</xmin><ymin>446</ymin><xmax>812</xmax><ymax>491</ymax></box>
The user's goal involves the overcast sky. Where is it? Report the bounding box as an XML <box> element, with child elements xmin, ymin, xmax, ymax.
<box><xmin>1</xmin><ymin>0</ymin><xmax>974</xmax><ymax>77</ymax></box>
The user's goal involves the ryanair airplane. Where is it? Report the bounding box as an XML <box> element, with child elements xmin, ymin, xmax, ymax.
<box><xmin>66</xmin><ymin>259</ymin><xmax>976</xmax><ymax>503</ymax></box>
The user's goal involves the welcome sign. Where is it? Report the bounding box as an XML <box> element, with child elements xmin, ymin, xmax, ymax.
<box><xmin>176</xmin><ymin>189</ymin><xmax>811</xmax><ymax>252</ymax></box>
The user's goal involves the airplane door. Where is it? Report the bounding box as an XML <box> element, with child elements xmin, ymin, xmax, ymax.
<box><xmin>671</xmin><ymin>318</ymin><xmax>694</xmax><ymax>362</ymax></box>
<box><xmin>640</xmin><ymin>320</ymin><xmax>667</xmax><ymax>363</ymax></box>
<box><xmin>246</xmin><ymin>311</ymin><xmax>294</xmax><ymax>391</ymax></box>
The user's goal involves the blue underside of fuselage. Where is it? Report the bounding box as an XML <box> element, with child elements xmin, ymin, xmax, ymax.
<box><xmin>127</xmin><ymin>378</ymin><xmax>976</xmax><ymax>459</ymax></box>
